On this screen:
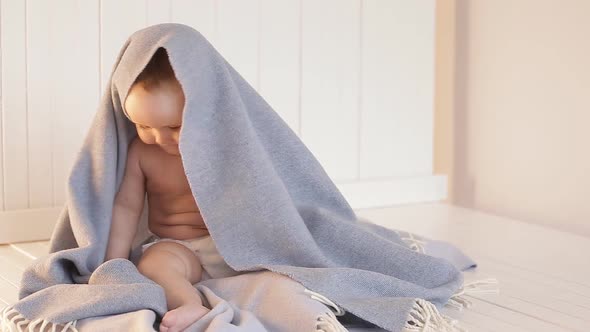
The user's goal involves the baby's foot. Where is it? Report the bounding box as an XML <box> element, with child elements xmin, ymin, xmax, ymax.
<box><xmin>159</xmin><ymin>301</ymin><xmax>210</xmax><ymax>332</ymax></box>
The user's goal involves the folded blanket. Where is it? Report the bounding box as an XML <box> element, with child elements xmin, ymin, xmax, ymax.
<box><xmin>72</xmin><ymin>269</ymin><xmax>351</xmax><ymax>332</ymax></box>
<box><xmin>1</xmin><ymin>23</ymin><xmax>484</xmax><ymax>332</ymax></box>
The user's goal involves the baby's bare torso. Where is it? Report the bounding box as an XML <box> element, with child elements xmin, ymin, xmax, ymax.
<box><xmin>137</xmin><ymin>141</ymin><xmax>209</xmax><ymax>240</ymax></box>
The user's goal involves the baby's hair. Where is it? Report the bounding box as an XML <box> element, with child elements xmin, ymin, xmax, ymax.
<box><xmin>132</xmin><ymin>47</ymin><xmax>179</xmax><ymax>91</ymax></box>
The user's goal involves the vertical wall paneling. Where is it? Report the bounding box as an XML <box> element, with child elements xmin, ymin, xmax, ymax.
<box><xmin>170</xmin><ymin>0</ymin><xmax>216</xmax><ymax>42</ymax></box>
<box><xmin>51</xmin><ymin>1</ymin><xmax>100</xmax><ymax>205</ymax></box>
<box><xmin>357</xmin><ymin>0</ymin><xmax>363</xmax><ymax>181</ymax></box>
<box><xmin>301</xmin><ymin>0</ymin><xmax>360</xmax><ymax>181</ymax></box>
<box><xmin>0</xmin><ymin>1</ymin><xmax>444</xmax><ymax>238</ymax></box>
<box><xmin>147</xmin><ymin>0</ymin><xmax>171</xmax><ymax>26</ymax></box>
<box><xmin>1</xmin><ymin>0</ymin><xmax>29</xmax><ymax>210</ymax></box>
<box><xmin>360</xmin><ymin>0</ymin><xmax>435</xmax><ymax>178</ymax></box>
<box><xmin>26</xmin><ymin>0</ymin><xmax>53</xmax><ymax>208</ymax></box>
<box><xmin>258</xmin><ymin>0</ymin><xmax>300</xmax><ymax>134</ymax></box>
<box><xmin>216</xmin><ymin>0</ymin><xmax>260</xmax><ymax>90</ymax></box>
<box><xmin>100</xmin><ymin>0</ymin><xmax>146</xmax><ymax>97</ymax></box>
<box><xmin>74</xmin><ymin>1</ymin><xmax>101</xmax><ymax>161</ymax></box>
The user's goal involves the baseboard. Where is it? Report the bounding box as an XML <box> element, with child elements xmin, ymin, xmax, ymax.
<box><xmin>336</xmin><ymin>175</ymin><xmax>447</xmax><ymax>209</ymax></box>
<box><xmin>0</xmin><ymin>206</ymin><xmax>63</xmax><ymax>244</ymax></box>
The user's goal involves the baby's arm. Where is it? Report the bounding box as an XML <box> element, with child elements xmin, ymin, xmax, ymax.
<box><xmin>105</xmin><ymin>138</ymin><xmax>146</xmax><ymax>261</ymax></box>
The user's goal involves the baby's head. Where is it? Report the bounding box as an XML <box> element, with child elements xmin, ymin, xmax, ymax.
<box><xmin>124</xmin><ymin>47</ymin><xmax>185</xmax><ymax>156</ymax></box>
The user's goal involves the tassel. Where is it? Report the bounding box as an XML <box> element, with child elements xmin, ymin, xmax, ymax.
<box><xmin>445</xmin><ymin>278</ymin><xmax>500</xmax><ymax>311</ymax></box>
<box><xmin>0</xmin><ymin>306</ymin><xmax>78</xmax><ymax>332</ymax></box>
<box><xmin>393</xmin><ymin>231</ymin><xmax>427</xmax><ymax>254</ymax></box>
<box><xmin>303</xmin><ymin>289</ymin><xmax>346</xmax><ymax>316</ymax></box>
<box><xmin>302</xmin><ymin>288</ymin><xmax>474</xmax><ymax>332</ymax></box>
<box><xmin>405</xmin><ymin>298</ymin><xmax>467</xmax><ymax>332</ymax></box>
<box><xmin>304</xmin><ymin>289</ymin><xmax>348</xmax><ymax>331</ymax></box>
<box><xmin>315</xmin><ymin>310</ymin><xmax>348</xmax><ymax>332</ymax></box>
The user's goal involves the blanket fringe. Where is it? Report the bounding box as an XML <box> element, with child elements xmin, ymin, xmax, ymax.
<box><xmin>445</xmin><ymin>278</ymin><xmax>500</xmax><ymax>311</ymax></box>
<box><xmin>405</xmin><ymin>298</ymin><xmax>466</xmax><ymax>332</ymax></box>
<box><xmin>303</xmin><ymin>289</ymin><xmax>348</xmax><ymax>332</ymax></box>
<box><xmin>303</xmin><ymin>289</ymin><xmax>345</xmax><ymax>316</ymax></box>
<box><xmin>398</xmin><ymin>233</ymin><xmax>427</xmax><ymax>254</ymax></box>
<box><xmin>315</xmin><ymin>310</ymin><xmax>348</xmax><ymax>332</ymax></box>
<box><xmin>304</xmin><ymin>278</ymin><xmax>499</xmax><ymax>332</ymax></box>
<box><xmin>0</xmin><ymin>306</ymin><xmax>78</xmax><ymax>332</ymax></box>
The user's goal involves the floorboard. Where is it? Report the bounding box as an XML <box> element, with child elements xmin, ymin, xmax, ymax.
<box><xmin>1</xmin><ymin>203</ymin><xmax>588</xmax><ymax>331</ymax></box>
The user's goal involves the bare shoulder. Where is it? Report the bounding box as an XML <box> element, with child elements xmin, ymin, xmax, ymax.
<box><xmin>127</xmin><ymin>137</ymin><xmax>146</xmax><ymax>171</ymax></box>
<box><xmin>114</xmin><ymin>137</ymin><xmax>147</xmax><ymax>210</ymax></box>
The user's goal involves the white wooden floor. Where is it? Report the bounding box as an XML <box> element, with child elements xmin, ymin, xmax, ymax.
<box><xmin>1</xmin><ymin>203</ymin><xmax>589</xmax><ymax>331</ymax></box>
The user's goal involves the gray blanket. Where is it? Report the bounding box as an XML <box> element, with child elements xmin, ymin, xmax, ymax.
<box><xmin>0</xmin><ymin>23</ymin><xmax>479</xmax><ymax>332</ymax></box>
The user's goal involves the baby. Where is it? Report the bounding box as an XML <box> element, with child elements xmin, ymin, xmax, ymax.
<box><xmin>105</xmin><ymin>48</ymin><xmax>241</xmax><ymax>332</ymax></box>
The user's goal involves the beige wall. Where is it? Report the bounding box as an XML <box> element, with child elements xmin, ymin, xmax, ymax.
<box><xmin>434</xmin><ymin>0</ymin><xmax>456</xmax><ymax>203</ymax></box>
<box><xmin>445</xmin><ymin>0</ymin><xmax>590</xmax><ymax>236</ymax></box>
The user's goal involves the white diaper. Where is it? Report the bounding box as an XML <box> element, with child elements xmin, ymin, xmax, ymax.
<box><xmin>141</xmin><ymin>234</ymin><xmax>242</xmax><ymax>281</ymax></box>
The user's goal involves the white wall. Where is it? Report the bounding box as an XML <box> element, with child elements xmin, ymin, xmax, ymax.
<box><xmin>454</xmin><ymin>0</ymin><xmax>590</xmax><ymax>236</ymax></box>
<box><xmin>0</xmin><ymin>0</ymin><xmax>442</xmax><ymax>221</ymax></box>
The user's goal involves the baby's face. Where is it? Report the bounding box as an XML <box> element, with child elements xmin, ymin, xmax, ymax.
<box><xmin>124</xmin><ymin>81</ymin><xmax>185</xmax><ymax>156</ymax></box>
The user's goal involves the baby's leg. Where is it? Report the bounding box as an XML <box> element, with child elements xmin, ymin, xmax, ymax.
<box><xmin>137</xmin><ymin>241</ymin><xmax>209</xmax><ymax>332</ymax></box>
